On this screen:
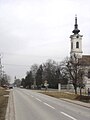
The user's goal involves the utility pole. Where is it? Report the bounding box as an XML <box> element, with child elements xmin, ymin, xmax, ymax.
<box><xmin>0</xmin><ymin>54</ymin><xmax>2</xmax><ymax>86</ymax></box>
<box><xmin>0</xmin><ymin>54</ymin><xmax>3</xmax><ymax>86</ymax></box>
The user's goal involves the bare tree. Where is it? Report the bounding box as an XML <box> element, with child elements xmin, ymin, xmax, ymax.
<box><xmin>66</xmin><ymin>55</ymin><xmax>85</xmax><ymax>94</ymax></box>
<box><xmin>56</xmin><ymin>60</ymin><xmax>69</xmax><ymax>85</ymax></box>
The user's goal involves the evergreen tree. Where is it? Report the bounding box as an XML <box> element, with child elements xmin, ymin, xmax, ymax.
<box><xmin>36</xmin><ymin>65</ymin><xmax>43</xmax><ymax>88</ymax></box>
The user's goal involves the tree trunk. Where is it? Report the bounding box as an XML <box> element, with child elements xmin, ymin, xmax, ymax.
<box><xmin>80</xmin><ymin>88</ymin><xmax>82</xmax><ymax>95</ymax></box>
<box><xmin>75</xmin><ymin>87</ymin><xmax>77</xmax><ymax>94</ymax></box>
<box><xmin>73</xmin><ymin>83</ymin><xmax>77</xmax><ymax>94</ymax></box>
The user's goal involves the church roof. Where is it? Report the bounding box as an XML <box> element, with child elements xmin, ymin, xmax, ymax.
<box><xmin>78</xmin><ymin>55</ymin><xmax>90</xmax><ymax>66</ymax></box>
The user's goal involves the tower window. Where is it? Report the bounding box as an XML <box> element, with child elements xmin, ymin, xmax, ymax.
<box><xmin>76</xmin><ymin>42</ymin><xmax>79</xmax><ymax>48</ymax></box>
<box><xmin>71</xmin><ymin>42</ymin><xmax>73</xmax><ymax>49</ymax></box>
<box><xmin>88</xmin><ymin>71</ymin><xmax>90</xmax><ymax>78</ymax></box>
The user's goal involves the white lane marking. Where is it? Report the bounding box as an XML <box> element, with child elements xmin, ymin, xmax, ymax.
<box><xmin>61</xmin><ymin>112</ymin><xmax>77</xmax><ymax>120</ymax></box>
<box><xmin>35</xmin><ymin>98</ymin><xmax>42</xmax><ymax>102</ymax></box>
<box><xmin>43</xmin><ymin>102</ymin><xmax>55</xmax><ymax>109</ymax></box>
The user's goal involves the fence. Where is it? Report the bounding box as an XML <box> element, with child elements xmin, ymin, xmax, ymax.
<box><xmin>60</xmin><ymin>84</ymin><xmax>88</xmax><ymax>95</ymax></box>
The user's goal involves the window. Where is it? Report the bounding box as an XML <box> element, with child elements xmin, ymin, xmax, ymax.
<box><xmin>88</xmin><ymin>71</ymin><xmax>90</xmax><ymax>78</ymax></box>
<box><xmin>71</xmin><ymin>42</ymin><xmax>73</xmax><ymax>49</ymax></box>
<box><xmin>76</xmin><ymin>42</ymin><xmax>79</xmax><ymax>48</ymax></box>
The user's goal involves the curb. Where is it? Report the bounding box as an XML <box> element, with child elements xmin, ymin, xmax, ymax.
<box><xmin>5</xmin><ymin>92</ymin><xmax>10</xmax><ymax>120</ymax></box>
<box><xmin>60</xmin><ymin>98</ymin><xmax>90</xmax><ymax>108</ymax></box>
<box><xmin>5</xmin><ymin>90</ymin><xmax>15</xmax><ymax>120</ymax></box>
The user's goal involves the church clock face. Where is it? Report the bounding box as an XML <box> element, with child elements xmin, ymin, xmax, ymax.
<box><xmin>76</xmin><ymin>35</ymin><xmax>79</xmax><ymax>38</ymax></box>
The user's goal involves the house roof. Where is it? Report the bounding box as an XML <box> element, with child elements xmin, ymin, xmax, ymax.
<box><xmin>78</xmin><ymin>55</ymin><xmax>90</xmax><ymax>66</ymax></box>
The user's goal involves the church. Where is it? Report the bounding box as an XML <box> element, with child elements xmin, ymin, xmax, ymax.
<box><xmin>70</xmin><ymin>16</ymin><xmax>90</xmax><ymax>90</ymax></box>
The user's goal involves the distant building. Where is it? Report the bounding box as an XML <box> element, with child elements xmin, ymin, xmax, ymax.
<box><xmin>70</xmin><ymin>15</ymin><xmax>90</xmax><ymax>90</ymax></box>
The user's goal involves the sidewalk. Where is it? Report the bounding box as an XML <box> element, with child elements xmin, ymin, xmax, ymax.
<box><xmin>5</xmin><ymin>90</ymin><xmax>15</xmax><ymax>120</ymax></box>
<box><xmin>60</xmin><ymin>98</ymin><xmax>90</xmax><ymax>108</ymax></box>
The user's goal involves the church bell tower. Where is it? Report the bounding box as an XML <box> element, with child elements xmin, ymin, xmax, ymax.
<box><xmin>70</xmin><ymin>15</ymin><xmax>83</xmax><ymax>59</ymax></box>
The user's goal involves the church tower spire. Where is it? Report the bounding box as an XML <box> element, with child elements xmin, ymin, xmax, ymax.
<box><xmin>72</xmin><ymin>15</ymin><xmax>80</xmax><ymax>34</ymax></box>
<box><xmin>70</xmin><ymin>15</ymin><xmax>83</xmax><ymax>60</ymax></box>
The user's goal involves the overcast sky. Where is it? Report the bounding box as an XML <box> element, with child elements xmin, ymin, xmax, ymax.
<box><xmin>0</xmin><ymin>0</ymin><xmax>90</xmax><ymax>82</ymax></box>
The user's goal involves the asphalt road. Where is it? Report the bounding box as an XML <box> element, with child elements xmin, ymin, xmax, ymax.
<box><xmin>13</xmin><ymin>88</ymin><xmax>90</xmax><ymax>120</ymax></box>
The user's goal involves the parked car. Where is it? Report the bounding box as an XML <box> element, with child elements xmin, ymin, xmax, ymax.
<box><xmin>9</xmin><ymin>84</ymin><xmax>13</xmax><ymax>89</ymax></box>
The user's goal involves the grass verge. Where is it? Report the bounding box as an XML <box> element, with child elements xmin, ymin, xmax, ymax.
<box><xmin>40</xmin><ymin>91</ymin><xmax>90</xmax><ymax>102</ymax></box>
<box><xmin>0</xmin><ymin>88</ymin><xmax>9</xmax><ymax>120</ymax></box>
<box><xmin>40</xmin><ymin>91</ymin><xmax>78</xmax><ymax>99</ymax></box>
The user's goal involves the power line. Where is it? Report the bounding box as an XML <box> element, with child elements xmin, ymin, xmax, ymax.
<box><xmin>2</xmin><ymin>63</ymin><xmax>30</xmax><ymax>68</ymax></box>
<box><xmin>1</xmin><ymin>51</ymin><xmax>64</xmax><ymax>59</ymax></box>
